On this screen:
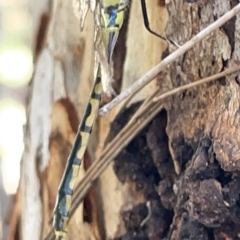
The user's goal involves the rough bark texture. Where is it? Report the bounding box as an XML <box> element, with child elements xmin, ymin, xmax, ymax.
<box><xmin>9</xmin><ymin>0</ymin><xmax>240</xmax><ymax>240</ymax></box>
<box><xmin>109</xmin><ymin>0</ymin><xmax>240</xmax><ymax>239</ymax></box>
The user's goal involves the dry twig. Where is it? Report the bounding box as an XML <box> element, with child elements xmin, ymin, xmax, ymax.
<box><xmin>153</xmin><ymin>65</ymin><xmax>240</xmax><ymax>101</ymax></box>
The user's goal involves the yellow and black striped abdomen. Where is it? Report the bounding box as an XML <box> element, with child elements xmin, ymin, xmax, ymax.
<box><xmin>53</xmin><ymin>65</ymin><xmax>102</xmax><ymax>239</ymax></box>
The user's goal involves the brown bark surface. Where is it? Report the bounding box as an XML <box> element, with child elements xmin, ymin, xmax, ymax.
<box><xmin>9</xmin><ymin>0</ymin><xmax>240</xmax><ymax>240</ymax></box>
<box><xmin>110</xmin><ymin>0</ymin><xmax>240</xmax><ymax>239</ymax></box>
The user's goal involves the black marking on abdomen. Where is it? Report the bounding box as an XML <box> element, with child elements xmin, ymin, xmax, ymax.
<box><xmin>91</xmin><ymin>91</ymin><xmax>102</xmax><ymax>100</ymax></box>
<box><xmin>63</xmin><ymin>188</ymin><xmax>73</xmax><ymax>195</ymax></box>
<box><xmin>82</xmin><ymin>125</ymin><xmax>92</xmax><ymax>133</ymax></box>
<box><xmin>73</xmin><ymin>157</ymin><xmax>81</xmax><ymax>165</ymax></box>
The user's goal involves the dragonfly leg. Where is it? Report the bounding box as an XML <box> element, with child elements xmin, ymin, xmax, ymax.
<box><xmin>140</xmin><ymin>0</ymin><xmax>180</xmax><ymax>48</ymax></box>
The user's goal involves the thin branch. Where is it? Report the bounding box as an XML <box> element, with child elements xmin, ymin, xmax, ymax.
<box><xmin>99</xmin><ymin>3</ymin><xmax>240</xmax><ymax>115</ymax></box>
<box><xmin>153</xmin><ymin>65</ymin><xmax>240</xmax><ymax>101</ymax></box>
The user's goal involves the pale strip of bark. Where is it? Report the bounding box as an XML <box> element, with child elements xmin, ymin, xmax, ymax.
<box><xmin>21</xmin><ymin>48</ymin><xmax>53</xmax><ymax>240</ymax></box>
<box><xmin>99</xmin><ymin>3</ymin><xmax>240</xmax><ymax>115</ymax></box>
<box><xmin>153</xmin><ymin>65</ymin><xmax>240</xmax><ymax>101</ymax></box>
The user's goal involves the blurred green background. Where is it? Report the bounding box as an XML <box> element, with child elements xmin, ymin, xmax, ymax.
<box><xmin>0</xmin><ymin>0</ymin><xmax>33</xmax><ymax>195</ymax></box>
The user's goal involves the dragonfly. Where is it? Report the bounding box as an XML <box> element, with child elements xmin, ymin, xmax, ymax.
<box><xmin>52</xmin><ymin>0</ymin><xmax>178</xmax><ymax>239</ymax></box>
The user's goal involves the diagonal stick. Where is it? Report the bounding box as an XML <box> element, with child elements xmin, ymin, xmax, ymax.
<box><xmin>153</xmin><ymin>65</ymin><xmax>240</xmax><ymax>101</ymax></box>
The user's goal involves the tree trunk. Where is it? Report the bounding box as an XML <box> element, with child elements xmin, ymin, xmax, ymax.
<box><xmin>9</xmin><ymin>0</ymin><xmax>240</xmax><ymax>239</ymax></box>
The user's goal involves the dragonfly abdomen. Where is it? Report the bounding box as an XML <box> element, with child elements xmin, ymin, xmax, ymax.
<box><xmin>53</xmin><ymin>69</ymin><xmax>102</xmax><ymax>239</ymax></box>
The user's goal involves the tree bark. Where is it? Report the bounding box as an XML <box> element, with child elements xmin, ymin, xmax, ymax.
<box><xmin>9</xmin><ymin>0</ymin><xmax>240</xmax><ymax>240</ymax></box>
